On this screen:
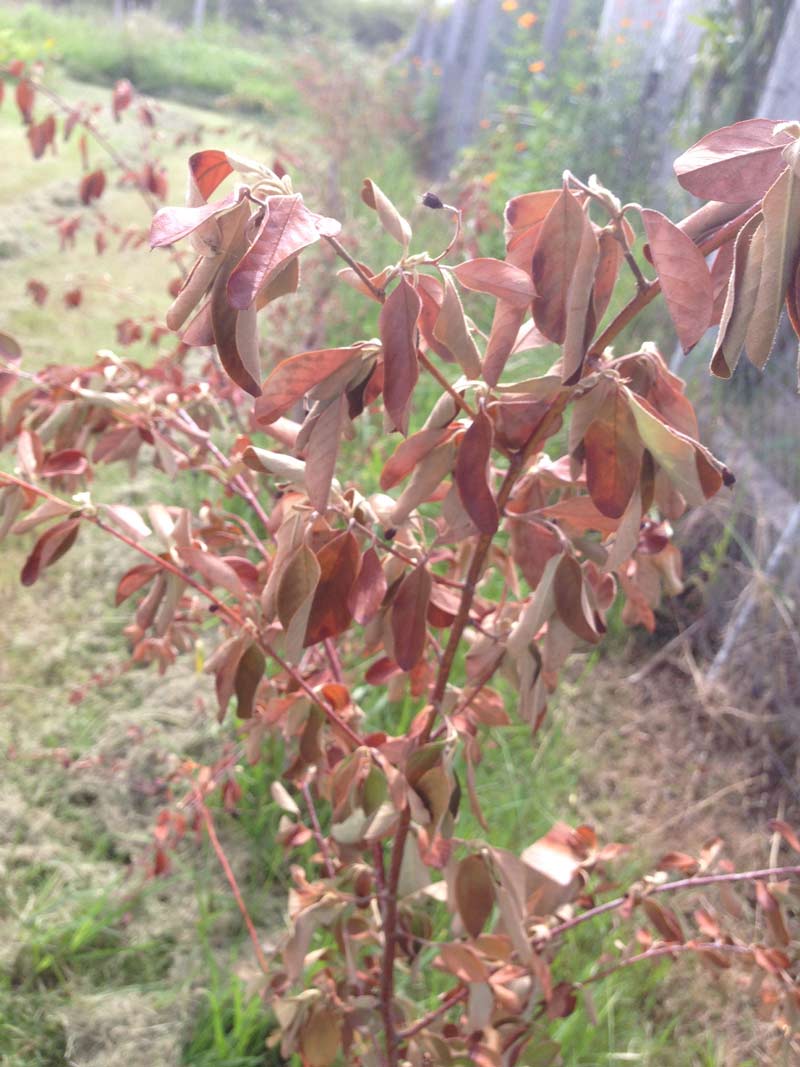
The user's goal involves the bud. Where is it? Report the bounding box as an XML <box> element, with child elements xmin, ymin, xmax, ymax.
<box><xmin>421</xmin><ymin>191</ymin><xmax>444</xmax><ymax>210</ymax></box>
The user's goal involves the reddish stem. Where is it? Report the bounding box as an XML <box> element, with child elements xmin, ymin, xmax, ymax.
<box><xmin>301</xmin><ymin>780</ymin><xmax>336</xmax><ymax>878</ymax></box>
<box><xmin>542</xmin><ymin>864</ymin><xmax>800</xmax><ymax>944</ymax></box>
<box><xmin>197</xmin><ymin>796</ymin><xmax>270</xmax><ymax>974</ymax></box>
<box><xmin>582</xmin><ymin>939</ymin><xmax>751</xmax><ymax>986</ymax></box>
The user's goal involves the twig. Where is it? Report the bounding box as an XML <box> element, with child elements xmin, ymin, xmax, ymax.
<box><xmin>397</xmin><ymin>986</ymin><xmax>467</xmax><ymax>1040</ymax></box>
<box><xmin>197</xmin><ymin>795</ymin><xmax>270</xmax><ymax>974</ymax></box>
<box><xmin>417</xmin><ymin>350</ymin><xmax>478</xmax><ymax>422</ymax></box>
<box><xmin>325</xmin><ymin>235</ymin><xmax>386</xmax><ymax>300</ymax></box>
<box><xmin>541</xmin><ymin>863</ymin><xmax>800</xmax><ymax>946</ymax></box>
<box><xmin>301</xmin><ymin>780</ymin><xmax>336</xmax><ymax>878</ymax></box>
<box><xmin>581</xmin><ymin>940</ymin><xmax>752</xmax><ymax>986</ymax></box>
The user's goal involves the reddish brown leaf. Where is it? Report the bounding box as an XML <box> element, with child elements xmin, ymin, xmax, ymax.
<box><xmin>452</xmin><ymin>258</ymin><xmax>534</xmax><ymax>307</ymax></box>
<box><xmin>111</xmin><ymin>78</ymin><xmax>133</xmax><ymax>120</ymax></box>
<box><xmin>26</xmin><ymin>279</ymin><xmax>48</xmax><ymax>306</ymax></box>
<box><xmin>380</xmin><ymin>276</ymin><xmax>421</xmax><ymax>436</ymax></box>
<box><xmin>304</xmin><ymin>530</ymin><xmax>359</xmax><ymax>646</ymax></box>
<box><xmin>674</xmin><ymin>118</ymin><xmax>793</xmax><ymax>203</ymax></box>
<box><xmin>416</xmin><ymin>273</ymin><xmax>457</xmax><ymax>364</ymax></box>
<box><xmin>381</xmin><ymin>427</ymin><xmax>452</xmax><ymax>490</ymax></box>
<box><xmin>482</xmin><ymin>300</ymin><xmax>526</xmax><ymax>387</ymax></box>
<box><xmin>433</xmin><ymin>271</ymin><xmax>482</xmax><ymax>377</ymax></box>
<box><xmin>299</xmin><ymin>1008</ymin><xmax>342</xmax><ymax>1067</ymax></box>
<box><xmin>254</xmin><ymin>346</ymin><xmax>361</xmax><ymax>425</ymax></box>
<box><xmin>641</xmin><ymin>208</ymin><xmax>713</xmax><ymax>352</ymax></box>
<box><xmin>79</xmin><ymin>169</ymin><xmax>106</xmax><ymax>206</ymax></box>
<box><xmin>438</xmin><ymin>943</ymin><xmax>489</xmax><ymax>984</ymax></box>
<box><xmin>63</xmin><ymin>288</ymin><xmax>83</xmax><ymax>308</ymax></box>
<box><xmin>304</xmin><ymin>393</ymin><xmax>346</xmax><ymax>512</ymax></box>
<box><xmin>593</xmin><ymin>227</ymin><xmax>624</xmax><ymax>324</ymax></box>
<box><xmin>455</xmin><ymin>854</ymin><xmax>494</xmax><ymax>938</ymax></box>
<box><xmin>710</xmin><ymin>213</ymin><xmax>764</xmax><ymax>379</ymax></box>
<box><xmin>234</xmin><ymin>642</ymin><xmax>265</xmax><ymax>719</ymax></box>
<box><xmin>583</xmin><ymin>386</ymin><xmax>643</xmax><ymax>518</ymax></box>
<box><xmin>642</xmin><ymin>899</ymin><xmax>684</xmax><ymax>943</ymax></box>
<box><xmin>361</xmin><ymin>178</ymin><xmax>411</xmax><ymax>248</ymax></box>
<box><xmin>179</xmin><ymin>546</ymin><xmax>247</xmax><ymax>598</ymax></box>
<box><xmin>744</xmin><ymin>145</ymin><xmax>800</xmax><ymax>370</ymax></box>
<box><xmin>227</xmin><ymin>194</ymin><xmax>340</xmax><ymax>310</ymax></box>
<box><xmin>40</xmin><ymin>449</ymin><xmax>88</xmax><ymax>478</ymax></box>
<box><xmin>658</xmin><ymin>852</ymin><xmax>699</xmax><ymax>874</ymax></box>
<box><xmin>16</xmin><ymin>78</ymin><xmax>35</xmax><ymax>124</ymax></box>
<box><xmin>27</xmin><ymin>114</ymin><xmax>55</xmax><ymax>159</ymax></box>
<box><xmin>546</xmin><ymin>982</ymin><xmax>577</xmax><ymax>1020</ymax></box>
<box><xmin>21</xmin><ymin>518</ymin><xmax>80</xmax><ymax>586</ymax></box>
<box><xmin>209</xmin><ymin>202</ymin><xmax>261</xmax><ymax>396</ymax></box>
<box><xmin>115</xmin><ymin>563</ymin><xmax>160</xmax><ymax>605</ymax></box>
<box><xmin>755</xmin><ymin>881</ymin><xmax>790</xmax><ymax>947</ymax></box>
<box><xmin>768</xmin><ymin>818</ymin><xmax>800</xmax><ymax>854</ymax></box>
<box><xmin>455</xmin><ymin>408</ymin><xmax>498</xmax><ymax>534</ymax></box>
<box><xmin>553</xmin><ymin>556</ymin><xmax>603</xmax><ymax>644</ymax></box>
<box><xmin>188</xmin><ymin>149</ymin><xmax>233</xmax><ymax>201</ymax></box>
<box><xmin>391</xmin><ymin>564</ymin><xmax>432</xmax><ymax>670</ymax></box>
<box><xmin>531</xmin><ymin>186</ymin><xmax>586</xmax><ymax>343</ymax></box>
<box><xmin>709</xmin><ymin>240</ymin><xmax>735</xmax><ymax>327</ymax></box>
<box><xmin>149</xmin><ymin>192</ymin><xmax>239</xmax><ymax>248</ymax></box>
<box><xmin>347</xmin><ymin>547</ymin><xmax>387</xmax><ymax>625</ymax></box>
<box><xmin>0</xmin><ymin>332</ymin><xmax>22</xmax><ymax>398</ymax></box>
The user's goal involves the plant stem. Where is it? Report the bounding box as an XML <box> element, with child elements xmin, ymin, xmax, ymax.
<box><xmin>397</xmin><ymin>986</ymin><xmax>467</xmax><ymax>1040</ymax></box>
<box><xmin>301</xmin><ymin>781</ymin><xmax>336</xmax><ymax>878</ymax></box>
<box><xmin>581</xmin><ymin>940</ymin><xmax>751</xmax><ymax>986</ymax></box>
<box><xmin>325</xmin><ymin>235</ymin><xmax>386</xmax><ymax>300</ymax></box>
<box><xmin>541</xmin><ymin>863</ymin><xmax>800</xmax><ymax>945</ymax></box>
<box><xmin>197</xmin><ymin>796</ymin><xmax>270</xmax><ymax>974</ymax></box>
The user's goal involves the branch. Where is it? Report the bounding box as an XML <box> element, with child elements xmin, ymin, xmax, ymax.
<box><xmin>0</xmin><ymin>471</ymin><xmax>364</xmax><ymax>749</ymax></box>
<box><xmin>197</xmin><ymin>795</ymin><xmax>270</xmax><ymax>974</ymax></box>
<box><xmin>325</xmin><ymin>235</ymin><xmax>386</xmax><ymax>300</ymax></box>
<box><xmin>581</xmin><ymin>940</ymin><xmax>752</xmax><ymax>986</ymax></box>
<box><xmin>542</xmin><ymin>863</ymin><xmax>800</xmax><ymax>945</ymax></box>
<box><xmin>397</xmin><ymin>986</ymin><xmax>467</xmax><ymax>1040</ymax></box>
<box><xmin>301</xmin><ymin>780</ymin><xmax>336</xmax><ymax>878</ymax></box>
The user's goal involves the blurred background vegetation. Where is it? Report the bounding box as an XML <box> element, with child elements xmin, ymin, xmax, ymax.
<box><xmin>1</xmin><ymin>1</ymin><xmax>799</xmax><ymax>1065</ymax></box>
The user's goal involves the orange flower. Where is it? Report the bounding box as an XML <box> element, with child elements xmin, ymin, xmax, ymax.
<box><xmin>610</xmin><ymin>57</ymin><xmax>622</xmax><ymax>69</ymax></box>
<box><xmin>514</xmin><ymin>141</ymin><xmax>527</xmax><ymax>152</ymax></box>
<box><xmin>501</xmin><ymin>0</ymin><xmax>518</xmax><ymax>10</ymax></box>
<box><xmin>574</xmin><ymin>80</ymin><xmax>586</xmax><ymax>95</ymax></box>
<box><xmin>643</xmin><ymin>18</ymin><xmax>653</xmax><ymax>28</ymax></box>
<box><xmin>615</xmin><ymin>34</ymin><xmax>626</xmax><ymax>44</ymax></box>
<box><xmin>479</xmin><ymin>118</ymin><xmax>491</xmax><ymax>129</ymax></box>
<box><xmin>482</xmin><ymin>171</ymin><xmax>499</xmax><ymax>186</ymax></box>
<box><xmin>528</xmin><ymin>60</ymin><xmax>546</xmax><ymax>73</ymax></box>
<box><xmin>620</xmin><ymin>16</ymin><xmax>633</xmax><ymax>27</ymax></box>
<box><xmin>432</xmin><ymin>64</ymin><xmax>442</xmax><ymax>76</ymax></box>
<box><xmin>518</xmin><ymin>11</ymin><xmax>538</xmax><ymax>28</ymax></box>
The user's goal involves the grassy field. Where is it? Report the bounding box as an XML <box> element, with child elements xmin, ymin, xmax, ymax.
<box><xmin>0</xmin><ymin>7</ymin><xmax>783</xmax><ymax>1065</ymax></box>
